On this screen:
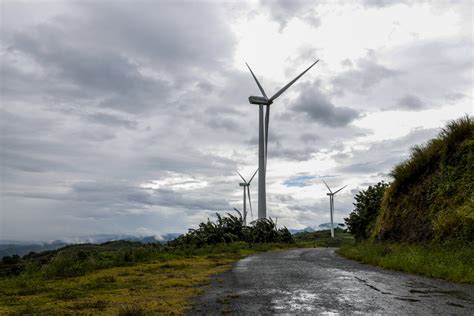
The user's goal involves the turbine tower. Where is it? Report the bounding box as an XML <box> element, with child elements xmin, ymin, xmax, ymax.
<box><xmin>322</xmin><ymin>179</ymin><xmax>347</xmax><ymax>238</ymax></box>
<box><xmin>246</xmin><ymin>60</ymin><xmax>320</xmax><ymax>219</ymax></box>
<box><xmin>237</xmin><ymin>169</ymin><xmax>258</xmax><ymax>225</ymax></box>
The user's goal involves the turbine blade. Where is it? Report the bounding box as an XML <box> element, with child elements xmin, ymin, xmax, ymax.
<box><xmin>333</xmin><ymin>185</ymin><xmax>347</xmax><ymax>195</ymax></box>
<box><xmin>322</xmin><ymin>179</ymin><xmax>333</xmax><ymax>193</ymax></box>
<box><xmin>247</xmin><ymin>186</ymin><xmax>253</xmax><ymax>219</ymax></box>
<box><xmin>246</xmin><ymin>62</ymin><xmax>268</xmax><ymax>100</ymax></box>
<box><xmin>236</xmin><ymin>171</ymin><xmax>246</xmax><ymax>183</ymax></box>
<box><xmin>269</xmin><ymin>60</ymin><xmax>319</xmax><ymax>102</ymax></box>
<box><xmin>248</xmin><ymin>168</ymin><xmax>258</xmax><ymax>183</ymax></box>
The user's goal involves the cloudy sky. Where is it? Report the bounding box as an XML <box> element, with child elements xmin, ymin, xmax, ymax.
<box><xmin>1</xmin><ymin>0</ymin><xmax>472</xmax><ymax>241</ymax></box>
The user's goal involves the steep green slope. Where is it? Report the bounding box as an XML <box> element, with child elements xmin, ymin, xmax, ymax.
<box><xmin>373</xmin><ymin>116</ymin><xmax>474</xmax><ymax>243</ymax></box>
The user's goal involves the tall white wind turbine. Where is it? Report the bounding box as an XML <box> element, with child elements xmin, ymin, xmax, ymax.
<box><xmin>322</xmin><ymin>179</ymin><xmax>347</xmax><ymax>238</ymax></box>
<box><xmin>237</xmin><ymin>169</ymin><xmax>258</xmax><ymax>226</ymax></box>
<box><xmin>246</xmin><ymin>60</ymin><xmax>319</xmax><ymax>219</ymax></box>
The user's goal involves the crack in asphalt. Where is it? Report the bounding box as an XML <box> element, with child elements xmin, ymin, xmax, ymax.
<box><xmin>189</xmin><ymin>248</ymin><xmax>474</xmax><ymax>315</ymax></box>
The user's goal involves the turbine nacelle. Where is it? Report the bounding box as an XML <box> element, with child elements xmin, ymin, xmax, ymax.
<box><xmin>239</xmin><ymin>183</ymin><xmax>247</xmax><ymax>186</ymax></box>
<box><xmin>249</xmin><ymin>96</ymin><xmax>272</xmax><ymax>106</ymax></box>
<box><xmin>245</xmin><ymin>60</ymin><xmax>319</xmax><ymax>219</ymax></box>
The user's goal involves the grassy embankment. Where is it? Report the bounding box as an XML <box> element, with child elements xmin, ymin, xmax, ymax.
<box><xmin>337</xmin><ymin>242</ymin><xmax>474</xmax><ymax>283</ymax></box>
<box><xmin>0</xmin><ymin>221</ymin><xmax>351</xmax><ymax>314</ymax></box>
<box><xmin>338</xmin><ymin>116</ymin><xmax>474</xmax><ymax>284</ymax></box>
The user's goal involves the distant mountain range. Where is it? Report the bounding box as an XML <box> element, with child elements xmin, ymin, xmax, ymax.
<box><xmin>289</xmin><ymin>223</ymin><xmax>346</xmax><ymax>234</ymax></box>
<box><xmin>2</xmin><ymin>223</ymin><xmax>348</xmax><ymax>257</ymax></box>
<box><xmin>0</xmin><ymin>233</ymin><xmax>181</xmax><ymax>257</ymax></box>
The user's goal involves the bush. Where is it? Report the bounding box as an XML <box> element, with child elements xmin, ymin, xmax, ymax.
<box><xmin>169</xmin><ymin>213</ymin><xmax>294</xmax><ymax>247</ymax></box>
<box><xmin>42</xmin><ymin>250</ymin><xmax>98</xmax><ymax>278</ymax></box>
<box><xmin>344</xmin><ymin>182</ymin><xmax>389</xmax><ymax>241</ymax></box>
<box><xmin>2</xmin><ymin>255</ymin><xmax>21</xmax><ymax>265</ymax></box>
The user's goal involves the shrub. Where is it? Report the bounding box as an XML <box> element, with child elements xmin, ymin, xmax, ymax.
<box><xmin>42</xmin><ymin>250</ymin><xmax>98</xmax><ymax>278</ymax></box>
<box><xmin>344</xmin><ymin>182</ymin><xmax>389</xmax><ymax>241</ymax></box>
<box><xmin>169</xmin><ymin>212</ymin><xmax>294</xmax><ymax>247</ymax></box>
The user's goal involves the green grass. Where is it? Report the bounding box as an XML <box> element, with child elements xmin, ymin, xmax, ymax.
<box><xmin>0</xmin><ymin>241</ymin><xmax>320</xmax><ymax>315</ymax></box>
<box><xmin>0</xmin><ymin>256</ymin><xmax>237</xmax><ymax>315</ymax></box>
<box><xmin>337</xmin><ymin>241</ymin><xmax>474</xmax><ymax>284</ymax></box>
<box><xmin>0</xmin><ymin>229</ymin><xmax>354</xmax><ymax>314</ymax></box>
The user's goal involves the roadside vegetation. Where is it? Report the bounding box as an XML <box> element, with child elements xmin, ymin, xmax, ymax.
<box><xmin>339</xmin><ymin>116</ymin><xmax>474</xmax><ymax>284</ymax></box>
<box><xmin>338</xmin><ymin>242</ymin><xmax>474</xmax><ymax>283</ymax></box>
<box><xmin>293</xmin><ymin>228</ymin><xmax>353</xmax><ymax>248</ymax></box>
<box><xmin>0</xmin><ymin>212</ymin><xmax>347</xmax><ymax>314</ymax></box>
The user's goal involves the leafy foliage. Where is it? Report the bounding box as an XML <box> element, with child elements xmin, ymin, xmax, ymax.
<box><xmin>344</xmin><ymin>182</ymin><xmax>389</xmax><ymax>241</ymax></box>
<box><xmin>169</xmin><ymin>212</ymin><xmax>293</xmax><ymax>247</ymax></box>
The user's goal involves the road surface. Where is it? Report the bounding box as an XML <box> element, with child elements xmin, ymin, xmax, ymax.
<box><xmin>190</xmin><ymin>248</ymin><xmax>474</xmax><ymax>315</ymax></box>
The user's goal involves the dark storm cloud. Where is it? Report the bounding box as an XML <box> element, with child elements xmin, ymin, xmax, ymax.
<box><xmin>2</xmin><ymin>1</ymin><xmax>235</xmax><ymax>114</ymax></box>
<box><xmin>269</xmin><ymin>145</ymin><xmax>317</xmax><ymax>161</ymax></box>
<box><xmin>335</xmin><ymin>127</ymin><xmax>439</xmax><ymax>174</ymax></box>
<box><xmin>72</xmin><ymin>181</ymin><xmax>230</xmax><ymax>213</ymax></box>
<box><xmin>72</xmin><ymin>1</ymin><xmax>235</xmax><ymax>72</ymax></box>
<box><xmin>0</xmin><ymin>0</ymin><xmax>245</xmax><ymax>241</ymax></box>
<box><xmin>394</xmin><ymin>94</ymin><xmax>425</xmax><ymax>111</ymax></box>
<box><xmin>332</xmin><ymin>55</ymin><xmax>399</xmax><ymax>95</ymax></box>
<box><xmin>300</xmin><ymin>133</ymin><xmax>320</xmax><ymax>144</ymax></box>
<box><xmin>206</xmin><ymin>117</ymin><xmax>241</xmax><ymax>131</ymax></box>
<box><xmin>5</xmin><ymin>29</ymin><xmax>165</xmax><ymax>111</ymax></box>
<box><xmin>4</xmin><ymin>177</ymin><xmax>230</xmax><ymax>219</ymax></box>
<box><xmin>86</xmin><ymin>112</ymin><xmax>138</xmax><ymax>129</ymax></box>
<box><xmin>332</xmin><ymin>36</ymin><xmax>471</xmax><ymax>113</ymax></box>
<box><xmin>361</xmin><ymin>0</ymin><xmax>411</xmax><ymax>8</ymax></box>
<box><xmin>260</xmin><ymin>0</ymin><xmax>321</xmax><ymax>31</ymax></box>
<box><xmin>1</xmin><ymin>149</ymin><xmax>73</xmax><ymax>173</ymax></box>
<box><xmin>292</xmin><ymin>83</ymin><xmax>360</xmax><ymax>127</ymax></box>
<box><xmin>145</xmin><ymin>149</ymin><xmax>237</xmax><ymax>176</ymax></box>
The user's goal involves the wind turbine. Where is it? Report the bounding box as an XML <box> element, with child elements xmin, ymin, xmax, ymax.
<box><xmin>246</xmin><ymin>60</ymin><xmax>320</xmax><ymax>219</ymax></box>
<box><xmin>237</xmin><ymin>169</ymin><xmax>258</xmax><ymax>226</ymax></box>
<box><xmin>322</xmin><ymin>179</ymin><xmax>347</xmax><ymax>238</ymax></box>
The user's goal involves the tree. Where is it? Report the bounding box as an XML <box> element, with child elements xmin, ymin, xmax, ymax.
<box><xmin>345</xmin><ymin>182</ymin><xmax>389</xmax><ymax>241</ymax></box>
<box><xmin>1</xmin><ymin>254</ymin><xmax>21</xmax><ymax>265</ymax></box>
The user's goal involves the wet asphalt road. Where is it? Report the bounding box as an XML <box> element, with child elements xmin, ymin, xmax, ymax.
<box><xmin>190</xmin><ymin>248</ymin><xmax>474</xmax><ymax>315</ymax></box>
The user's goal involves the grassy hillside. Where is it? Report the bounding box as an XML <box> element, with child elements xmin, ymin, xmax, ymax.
<box><xmin>339</xmin><ymin>116</ymin><xmax>473</xmax><ymax>283</ymax></box>
<box><xmin>373</xmin><ymin>116</ymin><xmax>473</xmax><ymax>243</ymax></box>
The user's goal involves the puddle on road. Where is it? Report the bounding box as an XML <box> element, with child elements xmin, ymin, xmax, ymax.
<box><xmin>233</xmin><ymin>256</ymin><xmax>255</xmax><ymax>272</ymax></box>
<box><xmin>271</xmin><ymin>289</ymin><xmax>320</xmax><ymax>312</ymax></box>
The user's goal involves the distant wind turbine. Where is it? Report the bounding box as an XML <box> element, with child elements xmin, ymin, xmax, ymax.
<box><xmin>322</xmin><ymin>179</ymin><xmax>347</xmax><ymax>238</ymax></box>
<box><xmin>246</xmin><ymin>60</ymin><xmax>320</xmax><ymax>219</ymax></box>
<box><xmin>237</xmin><ymin>169</ymin><xmax>258</xmax><ymax>226</ymax></box>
